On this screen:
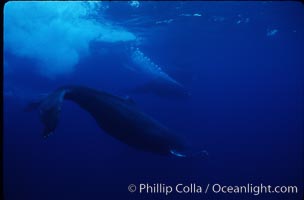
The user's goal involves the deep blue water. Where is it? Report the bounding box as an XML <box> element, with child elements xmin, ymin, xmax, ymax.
<box><xmin>3</xmin><ymin>1</ymin><xmax>304</xmax><ymax>200</ymax></box>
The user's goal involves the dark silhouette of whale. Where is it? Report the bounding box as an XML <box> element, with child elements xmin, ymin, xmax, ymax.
<box><xmin>26</xmin><ymin>85</ymin><xmax>206</xmax><ymax>157</ymax></box>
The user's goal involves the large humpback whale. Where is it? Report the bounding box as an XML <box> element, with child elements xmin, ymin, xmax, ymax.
<box><xmin>27</xmin><ymin>85</ymin><xmax>206</xmax><ymax>157</ymax></box>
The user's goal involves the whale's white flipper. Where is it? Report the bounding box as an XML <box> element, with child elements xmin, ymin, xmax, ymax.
<box><xmin>130</xmin><ymin>48</ymin><xmax>179</xmax><ymax>83</ymax></box>
<box><xmin>126</xmin><ymin>47</ymin><xmax>190</xmax><ymax>98</ymax></box>
<box><xmin>170</xmin><ymin>149</ymin><xmax>187</xmax><ymax>157</ymax></box>
<box><xmin>170</xmin><ymin>149</ymin><xmax>209</xmax><ymax>158</ymax></box>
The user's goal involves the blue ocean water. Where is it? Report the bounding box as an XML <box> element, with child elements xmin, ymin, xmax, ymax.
<box><xmin>3</xmin><ymin>1</ymin><xmax>304</xmax><ymax>200</ymax></box>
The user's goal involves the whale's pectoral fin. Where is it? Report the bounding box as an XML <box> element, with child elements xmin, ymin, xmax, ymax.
<box><xmin>170</xmin><ymin>150</ymin><xmax>187</xmax><ymax>157</ymax></box>
<box><xmin>170</xmin><ymin>149</ymin><xmax>208</xmax><ymax>158</ymax></box>
<box><xmin>26</xmin><ymin>88</ymin><xmax>67</xmax><ymax>138</ymax></box>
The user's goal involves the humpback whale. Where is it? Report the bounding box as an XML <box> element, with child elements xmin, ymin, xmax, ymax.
<box><xmin>27</xmin><ymin>86</ymin><xmax>206</xmax><ymax>157</ymax></box>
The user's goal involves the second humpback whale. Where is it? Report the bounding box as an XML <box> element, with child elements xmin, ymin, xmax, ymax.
<box><xmin>27</xmin><ymin>85</ymin><xmax>206</xmax><ymax>157</ymax></box>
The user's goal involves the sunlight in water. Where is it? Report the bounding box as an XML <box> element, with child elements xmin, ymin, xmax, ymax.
<box><xmin>4</xmin><ymin>1</ymin><xmax>136</xmax><ymax>78</ymax></box>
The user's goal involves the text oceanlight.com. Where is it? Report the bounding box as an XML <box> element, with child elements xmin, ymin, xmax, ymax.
<box><xmin>127</xmin><ymin>183</ymin><xmax>299</xmax><ymax>196</ymax></box>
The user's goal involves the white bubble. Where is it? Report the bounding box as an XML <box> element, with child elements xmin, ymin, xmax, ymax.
<box><xmin>129</xmin><ymin>1</ymin><xmax>140</xmax><ymax>8</ymax></box>
<box><xmin>267</xmin><ymin>29</ymin><xmax>278</xmax><ymax>36</ymax></box>
<box><xmin>193</xmin><ymin>13</ymin><xmax>202</xmax><ymax>17</ymax></box>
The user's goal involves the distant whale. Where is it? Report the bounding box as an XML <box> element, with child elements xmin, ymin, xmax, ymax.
<box><xmin>26</xmin><ymin>85</ymin><xmax>206</xmax><ymax>157</ymax></box>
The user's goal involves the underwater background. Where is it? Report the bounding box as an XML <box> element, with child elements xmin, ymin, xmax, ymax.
<box><xmin>3</xmin><ymin>1</ymin><xmax>304</xmax><ymax>200</ymax></box>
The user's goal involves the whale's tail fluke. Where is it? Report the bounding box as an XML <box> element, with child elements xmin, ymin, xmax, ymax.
<box><xmin>25</xmin><ymin>87</ymin><xmax>67</xmax><ymax>138</ymax></box>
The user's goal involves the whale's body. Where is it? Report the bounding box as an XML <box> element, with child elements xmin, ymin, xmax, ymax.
<box><xmin>28</xmin><ymin>86</ymin><xmax>196</xmax><ymax>157</ymax></box>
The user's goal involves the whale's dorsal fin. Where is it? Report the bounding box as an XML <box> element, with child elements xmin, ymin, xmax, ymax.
<box><xmin>112</xmin><ymin>94</ymin><xmax>136</xmax><ymax>105</ymax></box>
<box><xmin>101</xmin><ymin>91</ymin><xmax>136</xmax><ymax>106</ymax></box>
